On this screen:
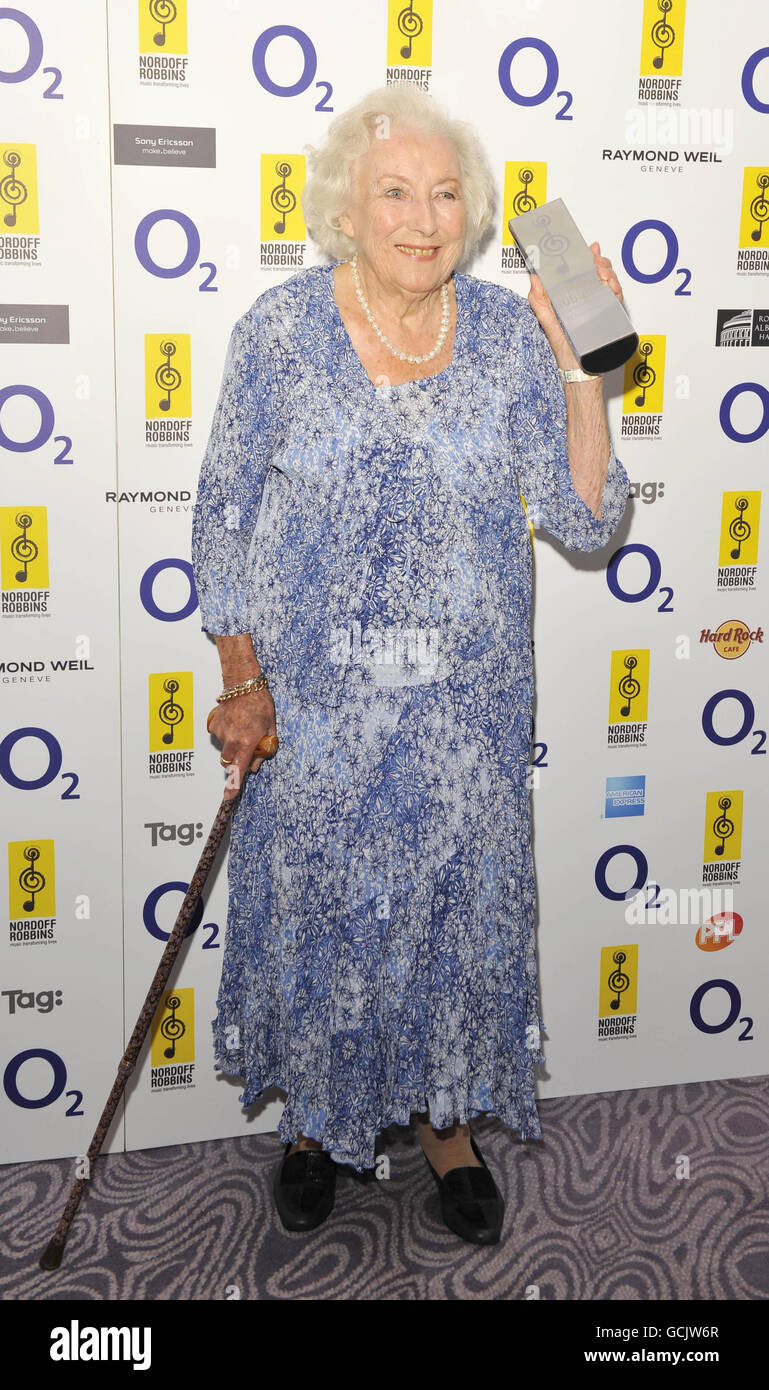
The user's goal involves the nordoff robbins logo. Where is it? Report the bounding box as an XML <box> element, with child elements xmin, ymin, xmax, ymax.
<box><xmin>50</xmin><ymin>1320</ymin><xmax>150</xmax><ymax>1369</ymax></box>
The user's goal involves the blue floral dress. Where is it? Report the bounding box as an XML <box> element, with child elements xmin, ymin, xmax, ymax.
<box><xmin>191</xmin><ymin>261</ymin><xmax>630</xmax><ymax>1171</ymax></box>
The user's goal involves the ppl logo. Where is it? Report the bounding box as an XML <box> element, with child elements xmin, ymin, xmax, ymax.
<box><xmin>695</xmin><ymin>911</ymin><xmax>743</xmax><ymax>952</ymax></box>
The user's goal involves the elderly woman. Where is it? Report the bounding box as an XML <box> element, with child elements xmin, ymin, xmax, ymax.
<box><xmin>191</xmin><ymin>83</ymin><xmax>630</xmax><ymax>1246</ymax></box>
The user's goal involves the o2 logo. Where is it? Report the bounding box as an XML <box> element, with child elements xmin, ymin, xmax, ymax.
<box><xmin>4</xmin><ymin>1048</ymin><xmax>83</xmax><ymax>1113</ymax></box>
<box><xmin>719</xmin><ymin>382</ymin><xmax>769</xmax><ymax>444</ymax></box>
<box><xmin>621</xmin><ymin>220</ymin><xmax>691</xmax><ymax>295</ymax></box>
<box><xmin>134</xmin><ymin>210</ymin><xmax>217</xmax><ymax>292</ymax></box>
<box><xmin>607</xmin><ymin>544</ymin><xmax>674</xmax><ymax>612</ymax></box>
<box><xmin>0</xmin><ymin>7</ymin><xmax>62</xmax><ymax>98</ymax></box>
<box><xmin>251</xmin><ymin>25</ymin><xmax>332</xmax><ymax>111</ymax></box>
<box><xmin>742</xmin><ymin>48</ymin><xmax>769</xmax><ymax>114</ymax></box>
<box><xmin>595</xmin><ymin>844</ymin><xmax>649</xmax><ymax>902</ymax></box>
<box><xmin>0</xmin><ymin>727</ymin><xmax>79</xmax><ymax>799</ymax></box>
<box><xmin>702</xmin><ymin>689</ymin><xmax>766</xmax><ymax>755</ymax></box>
<box><xmin>143</xmin><ymin>882</ymin><xmax>219</xmax><ymax>948</ymax></box>
<box><xmin>498</xmin><ymin>38</ymin><xmax>572</xmax><ymax>120</ymax></box>
<box><xmin>140</xmin><ymin>558</ymin><xmax>198</xmax><ymax>622</ymax></box>
<box><xmin>0</xmin><ymin>384</ymin><xmax>73</xmax><ymax>464</ymax></box>
<box><xmin>690</xmin><ymin>979</ymin><xmax>753</xmax><ymax>1040</ymax></box>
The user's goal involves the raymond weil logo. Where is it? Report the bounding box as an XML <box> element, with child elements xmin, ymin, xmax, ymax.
<box><xmin>138</xmin><ymin>0</ymin><xmax>188</xmax><ymax>85</ymax></box>
<box><xmin>598</xmin><ymin>945</ymin><xmax>638</xmax><ymax>1039</ymax></box>
<box><xmin>0</xmin><ymin>144</ymin><xmax>39</xmax><ymax>263</ymax></box>
<box><xmin>638</xmin><ymin>0</ymin><xmax>686</xmax><ymax>102</ymax></box>
<box><xmin>8</xmin><ymin>840</ymin><xmax>56</xmax><ymax>945</ymax></box>
<box><xmin>260</xmin><ymin>155</ymin><xmax>306</xmax><ymax>269</ymax></box>
<box><xmin>737</xmin><ymin>167</ymin><xmax>769</xmax><ymax>273</ymax></box>
<box><xmin>150</xmin><ymin>987</ymin><xmax>194</xmax><ymax>1089</ymax></box>
<box><xmin>702</xmin><ymin>790</ymin><xmax>743</xmax><ymax>885</ymax></box>
<box><xmin>621</xmin><ymin>336</ymin><xmax>665</xmax><ymax>438</ymax></box>
<box><xmin>608</xmin><ymin>649</ymin><xmax>649</xmax><ymax>746</ymax></box>
<box><xmin>144</xmin><ymin>334</ymin><xmax>191</xmax><ymax>445</ymax></box>
<box><xmin>386</xmin><ymin>0</ymin><xmax>432</xmax><ymax>89</ymax></box>
<box><xmin>148</xmin><ymin>672</ymin><xmax>193</xmax><ymax>776</ymax></box>
<box><xmin>717</xmin><ymin>491</ymin><xmax>760</xmax><ymax>590</ymax></box>
<box><xmin>0</xmin><ymin>507</ymin><xmax>49</xmax><ymax>615</ymax></box>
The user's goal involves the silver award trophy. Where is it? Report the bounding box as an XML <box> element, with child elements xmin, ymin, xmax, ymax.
<box><xmin>507</xmin><ymin>197</ymin><xmax>638</xmax><ymax>374</ymax></box>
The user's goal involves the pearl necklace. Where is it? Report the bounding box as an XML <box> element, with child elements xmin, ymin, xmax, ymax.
<box><xmin>349</xmin><ymin>254</ymin><xmax>451</xmax><ymax>365</ymax></box>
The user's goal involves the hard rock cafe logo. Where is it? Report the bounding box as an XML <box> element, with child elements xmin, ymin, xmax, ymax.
<box><xmin>621</xmin><ymin>336</ymin><xmax>665</xmax><ymax>438</ymax></box>
<box><xmin>702</xmin><ymin>790</ymin><xmax>743</xmax><ymax>886</ymax></box>
<box><xmin>608</xmin><ymin>649</ymin><xmax>649</xmax><ymax>746</ymax></box>
<box><xmin>699</xmin><ymin>619</ymin><xmax>763</xmax><ymax>658</ymax></box>
<box><xmin>598</xmin><ymin>944</ymin><xmax>638</xmax><ymax>1039</ymax></box>
<box><xmin>138</xmin><ymin>0</ymin><xmax>188</xmax><ymax>85</ymax></box>
<box><xmin>501</xmin><ymin>163</ymin><xmax>547</xmax><ymax>273</ymax></box>
<box><xmin>144</xmin><ymin>334</ymin><xmax>191</xmax><ymax>445</ymax></box>
<box><xmin>737</xmin><ymin>168</ymin><xmax>769</xmax><ymax>273</ymax></box>
<box><xmin>148</xmin><ymin>672</ymin><xmax>193</xmax><ymax>776</ymax></box>
<box><xmin>386</xmin><ymin>0</ymin><xmax>432</xmax><ymax>89</ymax></box>
<box><xmin>8</xmin><ymin>840</ymin><xmax>56</xmax><ymax>945</ymax></box>
<box><xmin>260</xmin><ymin>155</ymin><xmax>306</xmax><ymax>270</ymax></box>
<box><xmin>0</xmin><ymin>144</ymin><xmax>40</xmax><ymax>264</ymax></box>
<box><xmin>718</xmin><ymin>491</ymin><xmax>760</xmax><ymax>590</ymax></box>
<box><xmin>0</xmin><ymin>507</ymin><xmax>49</xmax><ymax>616</ymax></box>
<box><xmin>150</xmin><ymin>987</ymin><xmax>194</xmax><ymax>1088</ymax></box>
<box><xmin>638</xmin><ymin>0</ymin><xmax>686</xmax><ymax>103</ymax></box>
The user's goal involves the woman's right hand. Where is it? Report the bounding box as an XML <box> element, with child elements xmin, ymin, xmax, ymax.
<box><xmin>207</xmin><ymin>688</ymin><xmax>278</xmax><ymax>799</ymax></box>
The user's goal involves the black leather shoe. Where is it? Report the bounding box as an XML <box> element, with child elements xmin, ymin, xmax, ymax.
<box><xmin>422</xmin><ymin>1134</ymin><xmax>505</xmax><ymax>1245</ymax></box>
<box><xmin>273</xmin><ymin>1142</ymin><xmax>337</xmax><ymax>1232</ymax></box>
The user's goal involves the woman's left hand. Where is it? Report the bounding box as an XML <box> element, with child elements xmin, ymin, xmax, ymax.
<box><xmin>528</xmin><ymin>241</ymin><xmax>625</xmax><ymax>370</ymax></box>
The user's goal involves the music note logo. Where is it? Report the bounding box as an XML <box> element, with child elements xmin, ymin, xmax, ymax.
<box><xmin>0</xmin><ymin>143</ymin><xmax>38</xmax><ymax>236</ymax></box>
<box><xmin>749</xmin><ymin>171</ymin><xmax>769</xmax><ymax>244</ymax></box>
<box><xmin>608</xmin><ymin>649</ymin><xmax>650</xmax><ymax>734</ymax></box>
<box><xmin>260</xmin><ymin>154</ymin><xmax>306</xmax><ymax>243</ymax></box>
<box><xmin>161</xmin><ymin>994</ymin><xmax>186</xmax><ymax>1057</ymax></box>
<box><xmin>718</xmin><ymin>491</ymin><xmax>760</xmax><ymax>573</ymax></box>
<box><xmin>632</xmin><ymin>342</ymin><xmax>656</xmax><ymax>408</ymax></box>
<box><xmin>512</xmin><ymin>168</ymin><xmax>537</xmax><ymax>218</ymax></box>
<box><xmin>622</xmin><ymin>335</ymin><xmax>665</xmax><ymax>415</ymax></box>
<box><xmin>1</xmin><ymin>150</ymin><xmax>27</xmax><ymax>228</ymax></box>
<box><xmin>728</xmin><ymin>498</ymin><xmax>751</xmax><ymax>560</ymax></box>
<box><xmin>19</xmin><ymin>846</ymin><xmax>46</xmax><ymax>912</ymax></box>
<box><xmin>704</xmin><ymin>790</ymin><xmax>743</xmax><ymax>867</ymax></box>
<box><xmin>139</xmin><ymin>0</ymin><xmax>187</xmax><ymax>55</ymax></box>
<box><xmin>155</xmin><ymin>340</ymin><xmax>182</xmax><ymax>412</ymax></box>
<box><xmin>8</xmin><ymin>839</ymin><xmax>56</xmax><ymax>921</ymax></box>
<box><xmin>649</xmin><ymin>0</ymin><xmax>675</xmax><ymax>70</ymax></box>
<box><xmin>149</xmin><ymin>671</ymin><xmax>193</xmax><ymax>753</ymax></box>
<box><xmin>534</xmin><ymin>212</ymin><xmax>570</xmax><ymax>274</ymax></box>
<box><xmin>158</xmin><ymin>678</ymin><xmax>184</xmax><ymax>745</ymax></box>
<box><xmin>0</xmin><ymin>505</ymin><xmax>48</xmax><ymax>592</ymax></box>
<box><xmin>639</xmin><ymin>0</ymin><xmax>684</xmax><ymax>79</ymax></box>
<box><xmin>397</xmin><ymin>0</ymin><xmax>423</xmax><ymax>59</ymax></box>
<box><xmin>271</xmin><ymin>160</ymin><xmax>297</xmax><ymax>236</ymax></box>
<box><xmin>151</xmin><ymin>987</ymin><xmax>194</xmax><ymax>1070</ymax></box>
<box><xmin>712</xmin><ymin>797</ymin><xmax>734</xmax><ymax>857</ymax></box>
<box><xmin>599</xmin><ymin>943</ymin><xmax>638</xmax><ymax>1023</ymax></box>
<box><xmin>387</xmin><ymin>0</ymin><xmax>432</xmax><ymax>66</ymax></box>
<box><xmin>502</xmin><ymin>163</ymin><xmax>547</xmax><ymax>253</ymax></box>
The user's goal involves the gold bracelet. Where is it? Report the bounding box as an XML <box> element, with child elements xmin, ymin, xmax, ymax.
<box><xmin>558</xmin><ymin>366</ymin><xmax>601</xmax><ymax>382</ymax></box>
<box><xmin>216</xmin><ymin>674</ymin><xmax>270</xmax><ymax>704</ymax></box>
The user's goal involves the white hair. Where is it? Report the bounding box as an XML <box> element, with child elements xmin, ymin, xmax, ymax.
<box><xmin>301</xmin><ymin>83</ymin><xmax>496</xmax><ymax>263</ymax></box>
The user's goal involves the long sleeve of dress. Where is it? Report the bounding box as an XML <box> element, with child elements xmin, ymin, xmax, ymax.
<box><xmin>191</xmin><ymin>311</ymin><xmax>278</xmax><ymax>635</ymax></box>
<box><xmin>510</xmin><ymin>301</ymin><xmax>630</xmax><ymax>552</ymax></box>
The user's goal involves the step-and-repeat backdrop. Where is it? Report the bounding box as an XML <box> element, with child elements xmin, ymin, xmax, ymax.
<box><xmin>2</xmin><ymin>1</ymin><xmax>767</xmax><ymax>1163</ymax></box>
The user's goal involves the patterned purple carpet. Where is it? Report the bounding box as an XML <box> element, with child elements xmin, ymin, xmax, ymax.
<box><xmin>2</xmin><ymin>1075</ymin><xmax>768</xmax><ymax>1301</ymax></box>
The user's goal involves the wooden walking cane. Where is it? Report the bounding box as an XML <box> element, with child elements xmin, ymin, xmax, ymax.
<box><xmin>39</xmin><ymin>732</ymin><xmax>279</xmax><ymax>1272</ymax></box>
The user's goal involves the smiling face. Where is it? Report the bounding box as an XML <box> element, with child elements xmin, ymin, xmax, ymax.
<box><xmin>338</xmin><ymin>126</ymin><xmax>466</xmax><ymax>299</ymax></box>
